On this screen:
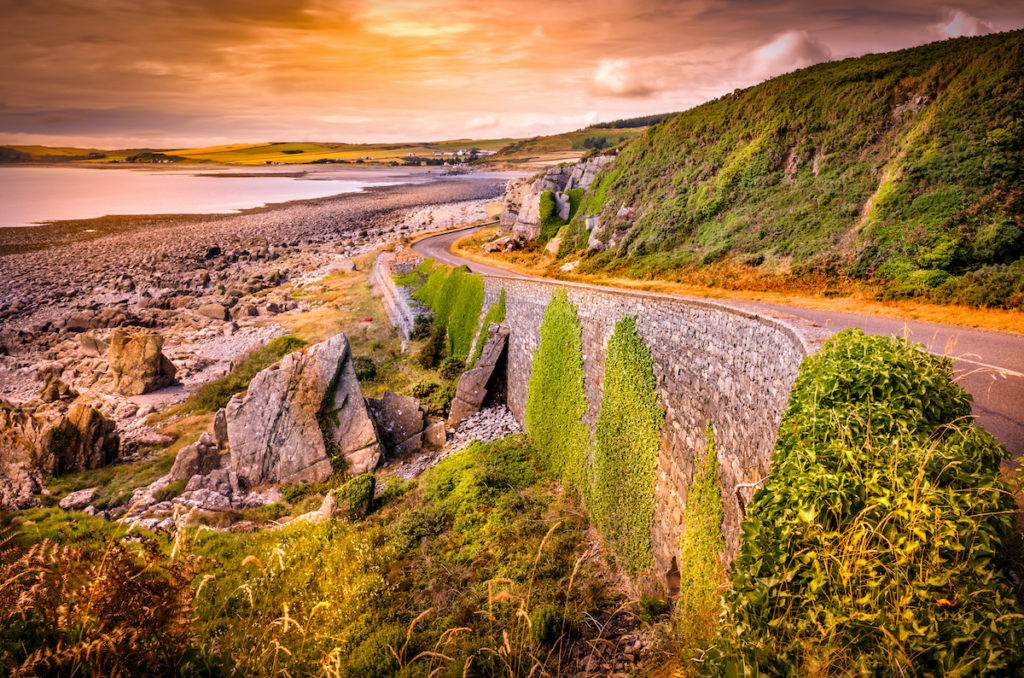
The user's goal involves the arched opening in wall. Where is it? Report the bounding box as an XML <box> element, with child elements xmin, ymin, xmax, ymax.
<box><xmin>666</xmin><ymin>556</ymin><xmax>681</xmax><ymax>597</ymax></box>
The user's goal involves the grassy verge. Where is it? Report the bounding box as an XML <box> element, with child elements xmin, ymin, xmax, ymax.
<box><xmin>453</xmin><ymin>226</ymin><xmax>1024</xmax><ymax>334</ymax></box>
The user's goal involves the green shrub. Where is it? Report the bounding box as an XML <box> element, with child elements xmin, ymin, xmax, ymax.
<box><xmin>714</xmin><ymin>329</ymin><xmax>1024</xmax><ymax>675</ymax></box>
<box><xmin>410</xmin><ymin>380</ymin><xmax>439</xmax><ymax>399</ymax></box>
<box><xmin>334</xmin><ymin>473</ymin><xmax>376</xmax><ymax>521</ymax></box>
<box><xmin>468</xmin><ymin>289</ymin><xmax>506</xmax><ymax>369</ymax></box>
<box><xmin>353</xmin><ymin>356</ymin><xmax>377</xmax><ymax>381</ymax></box>
<box><xmin>638</xmin><ymin>595</ymin><xmax>670</xmax><ymax>624</ymax></box>
<box><xmin>411</xmin><ymin>314</ymin><xmax>432</xmax><ymax>340</ymax></box>
<box><xmin>538</xmin><ymin>190</ymin><xmax>566</xmax><ymax>244</ymax></box>
<box><xmin>174</xmin><ymin>335</ymin><xmax>308</xmax><ymax>414</ymax></box>
<box><xmin>345</xmin><ymin>624</ymin><xmax>409</xmax><ymax>678</ymax></box>
<box><xmin>416</xmin><ymin>323</ymin><xmax>448</xmax><ymax>369</ymax></box>
<box><xmin>591</xmin><ymin>315</ymin><xmax>663</xmax><ymax>575</ymax></box>
<box><xmin>420</xmin><ymin>383</ymin><xmax>456</xmax><ymax>418</ymax></box>
<box><xmin>152</xmin><ymin>479</ymin><xmax>187</xmax><ymax>503</ymax></box>
<box><xmin>530</xmin><ymin>604</ymin><xmax>562</xmax><ymax>645</ymax></box>
<box><xmin>524</xmin><ymin>289</ymin><xmax>590</xmax><ymax>492</ymax></box>
<box><xmin>676</xmin><ymin>422</ymin><xmax>725</xmax><ymax>630</ymax></box>
<box><xmin>438</xmin><ymin>356</ymin><xmax>464</xmax><ymax>381</ymax></box>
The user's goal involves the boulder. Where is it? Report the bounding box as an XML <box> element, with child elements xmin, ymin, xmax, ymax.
<box><xmin>36</xmin><ymin>398</ymin><xmax>120</xmax><ymax>474</ymax></box>
<box><xmin>212</xmin><ymin>408</ymin><xmax>229</xmax><ymax>449</ymax></box>
<box><xmin>448</xmin><ymin>324</ymin><xmax>509</xmax><ymax>427</ymax></box>
<box><xmin>198</xmin><ymin>303</ymin><xmax>229</xmax><ymax>321</ymax></box>
<box><xmin>330</xmin><ymin>256</ymin><xmax>357</xmax><ymax>273</ymax></box>
<box><xmin>367</xmin><ymin>391</ymin><xmax>426</xmax><ymax>456</ymax></box>
<box><xmin>424</xmin><ymin>419</ymin><xmax>447</xmax><ymax>448</ymax></box>
<box><xmin>555</xmin><ymin>192</ymin><xmax>571</xmax><ymax>222</ymax></box>
<box><xmin>225</xmin><ymin>333</ymin><xmax>382</xmax><ymax>486</ymax></box>
<box><xmin>59</xmin><ymin>486</ymin><xmax>98</xmax><ymax>511</ymax></box>
<box><xmin>108</xmin><ymin>330</ymin><xmax>176</xmax><ymax>395</ymax></box>
<box><xmin>511</xmin><ymin>193</ymin><xmax>542</xmax><ymax>241</ymax></box>
<box><xmin>168</xmin><ymin>432</ymin><xmax>222</xmax><ymax>483</ymax></box>
<box><xmin>38</xmin><ymin>373</ymin><xmax>77</xmax><ymax>403</ymax></box>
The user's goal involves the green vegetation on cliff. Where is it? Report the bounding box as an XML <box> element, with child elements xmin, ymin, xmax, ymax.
<box><xmin>562</xmin><ymin>31</ymin><xmax>1024</xmax><ymax>309</ymax></box>
<box><xmin>713</xmin><ymin>329</ymin><xmax>1024</xmax><ymax>674</ymax></box>
<box><xmin>468</xmin><ymin>289</ymin><xmax>506</xmax><ymax>368</ymax></box>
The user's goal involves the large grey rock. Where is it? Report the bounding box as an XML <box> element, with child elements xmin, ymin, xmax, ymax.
<box><xmin>169</xmin><ymin>432</ymin><xmax>223</xmax><ymax>483</ymax></box>
<box><xmin>586</xmin><ymin>215</ymin><xmax>606</xmax><ymax>252</ymax></box>
<box><xmin>511</xmin><ymin>193</ymin><xmax>542</xmax><ymax>241</ymax></box>
<box><xmin>555</xmin><ymin>192</ymin><xmax>571</xmax><ymax>221</ymax></box>
<box><xmin>108</xmin><ymin>330</ymin><xmax>176</xmax><ymax>395</ymax></box>
<box><xmin>59</xmin><ymin>486</ymin><xmax>98</xmax><ymax>511</ymax></box>
<box><xmin>225</xmin><ymin>333</ymin><xmax>382</xmax><ymax>486</ymax></box>
<box><xmin>368</xmin><ymin>391</ymin><xmax>426</xmax><ymax>456</ymax></box>
<box><xmin>448</xmin><ymin>324</ymin><xmax>509</xmax><ymax>427</ymax></box>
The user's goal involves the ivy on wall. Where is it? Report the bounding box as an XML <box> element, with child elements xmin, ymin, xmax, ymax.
<box><xmin>467</xmin><ymin>289</ymin><xmax>506</xmax><ymax>368</ymax></box>
<box><xmin>676</xmin><ymin>422</ymin><xmax>725</xmax><ymax>629</ymax></box>
<box><xmin>714</xmin><ymin>329</ymin><xmax>1024</xmax><ymax>674</ymax></box>
<box><xmin>445</xmin><ymin>273</ymin><xmax>485</xmax><ymax>359</ymax></box>
<box><xmin>591</xmin><ymin>315</ymin><xmax>663</xmax><ymax>576</ymax></box>
<box><xmin>524</xmin><ymin>289</ymin><xmax>590</xmax><ymax>493</ymax></box>
<box><xmin>408</xmin><ymin>260</ymin><xmax>484</xmax><ymax>360</ymax></box>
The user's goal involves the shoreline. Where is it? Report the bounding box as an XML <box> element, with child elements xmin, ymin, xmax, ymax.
<box><xmin>0</xmin><ymin>166</ymin><xmax>514</xmax><ymax>255</ymax></box>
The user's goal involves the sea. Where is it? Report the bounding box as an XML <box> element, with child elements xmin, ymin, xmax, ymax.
<box><xmin>0</xmin><ymin>165</ymin><xmax>407</xmax><ymax>228</ymax></box>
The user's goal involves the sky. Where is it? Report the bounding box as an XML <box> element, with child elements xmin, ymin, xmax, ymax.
<box><xmin>1</xmin><ymin>0</ymin><xmax>1022</xmax><ymax>148</ymax></box>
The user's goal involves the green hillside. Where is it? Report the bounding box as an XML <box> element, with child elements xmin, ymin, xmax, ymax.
<box><xmin>561</xmin><ymin>31</ymin><xmax>1024</xmax><ymax>310</ymax></box>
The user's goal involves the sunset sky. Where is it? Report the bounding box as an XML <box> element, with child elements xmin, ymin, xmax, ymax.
<box><xmin>2</xmin><ymin>0</ymin><xmax>1022</xmax><ymax>148</ymax></box>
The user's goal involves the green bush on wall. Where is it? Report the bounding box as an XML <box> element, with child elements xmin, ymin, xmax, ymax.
<box><xmin>445</xmin><ymin>271</ymin><xmax>485</xmax><ymax>359</ymax></box>
<box><xmin>591</xmin><ymin>315</ymin><xmax>663</xmax><ymax>575</ymax></box>
<box><xmin>676</xmin><ymin>422</ymin><xmax>725</xmax><ymax>629</ymax></box>
<box><xmin>468</xmin><ymin>289</ymin><xmax>506</xmax><ymax>368</ymax></box>
<box><xmin>524</xmin><ymin>289</ymin><xmax>590</xmax><ymax>493</ymax></box>
<box><xmin>714</xmin><ymin>329</ymin><xmax>1024</xmax><ymax>675</ymax></box>
<box><xmin>409</xmin><ymin>260</ymin><xmax>485</xmax><ymax>360</ymax></box>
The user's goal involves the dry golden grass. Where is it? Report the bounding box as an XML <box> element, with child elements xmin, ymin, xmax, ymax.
<box><xmin>453</xmin><ymin>229</ymin><xmax>1024</xmax><ymax>335</ymax></box>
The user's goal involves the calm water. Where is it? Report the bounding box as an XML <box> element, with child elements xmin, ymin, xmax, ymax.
<box><xmin>0</xmin><ymin>166</ymin><xmax>404</xmax><ymax>227</ymax></box>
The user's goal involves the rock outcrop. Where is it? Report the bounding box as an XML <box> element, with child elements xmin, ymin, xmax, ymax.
<box><xmin>225</xmin><ymin>333</ymin><xmax>382</xmax><ymax>487</ymax></box>
<box><xmin>499</xmin><ymin>154</ymin><xmax>615</xmax><ymax>243</ymax></box>
<box><xmin>0</xmin><ymin>395</ymin><xmax>119</xmax><ymax>509</ymax></box>
<box><xmin>448</xmin><ymin>324</ymin><xmax>509</xmax><ymax>427</ymax></box>
<box><xmin>107</xmin><ymin>330</ymin><xmax>176</xmax><ymax>395</ymax></box>
<box><xmin>36</xmin><ymin>398</ymin><xmax>120</xmax><ymax>473</ymax></box>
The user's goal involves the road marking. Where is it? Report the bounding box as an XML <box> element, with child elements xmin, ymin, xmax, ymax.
<box><xmin>944</xmin><ymin>355</ymin><xmax>1024</xmax><ymax>379</ymax></box>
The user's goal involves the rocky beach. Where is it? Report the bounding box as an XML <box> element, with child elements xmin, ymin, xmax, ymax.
<box><xmin>0</xmin><ymin>170</ymin><xmax>508</xmax><ymax>509</ymax></box>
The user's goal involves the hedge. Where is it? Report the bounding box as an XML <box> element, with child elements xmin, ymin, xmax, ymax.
<box><xmin>713</xmin><ymin>329</ymin><xmax>1024</xmax><ymax>675</ymax></box>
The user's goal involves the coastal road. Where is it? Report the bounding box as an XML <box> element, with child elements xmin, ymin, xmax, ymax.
<box><xmin>414</xmin><ymin>227</ymin><xmax>1024</xmax><ymax>459</ymax></box>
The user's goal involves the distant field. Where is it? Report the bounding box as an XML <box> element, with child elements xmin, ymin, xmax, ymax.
<box><xmin>481</xmin><ymin>128</ymin><xmax>647</xmax><ymax>167</ymax></box>
<box><xmin>0</xmin><ymin>124</ymin><xmax>651</xmax><ymax>168</ymax></box>
<box><xmin>166</xmin><ymin>139</ymin><xmax>518</xmax><ymax>165</ymax></box>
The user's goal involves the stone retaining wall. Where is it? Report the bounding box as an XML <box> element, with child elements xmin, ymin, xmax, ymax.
<box><xmin>370</xmin><ymin>253</ymin><xmax>419</xmax><ymax>347</ymax></box>
<box><xmin>481</xmin><ymin>276</ymin><xmax>825</xmax><ymax>588</ymax></box>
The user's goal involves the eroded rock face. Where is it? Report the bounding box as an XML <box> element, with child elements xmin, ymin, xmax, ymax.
<box><xmin>368</xmin><ymin>390</ymin><xmax>426</xmax><ymax>456</ymax></box>
<box><xmin>448</xmin><ymin>324</ymin><xmax>509</xmax><ymax>427</ymax></box>
<box><xmin>225</xmin><ymin>333</ymin><xmax>382</xmax><ymax>487</ymax></box>
<box><xmin>107</xmin><ymin>330</ymin><xmax>176</xmax><ymax>395</ymax></box>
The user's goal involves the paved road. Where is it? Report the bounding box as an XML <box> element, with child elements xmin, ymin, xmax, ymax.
<box><xmin>414</xmin><ymin>227</ymin><xmax>1024</xmax><ymax>458</ymax></box>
